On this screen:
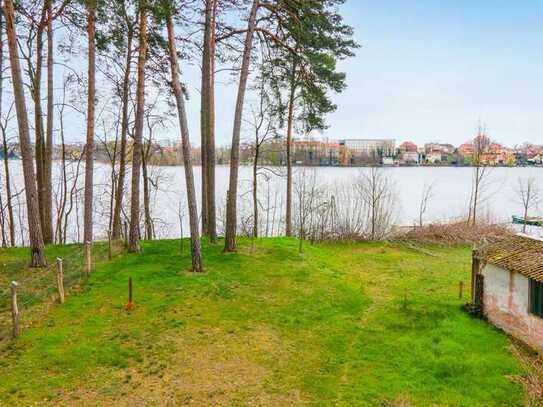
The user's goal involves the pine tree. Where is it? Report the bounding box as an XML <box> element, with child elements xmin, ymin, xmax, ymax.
<box><xmin>264</xmin><ymin>0</ymin><xmax>357</xmax><ymax>236</ymax></box>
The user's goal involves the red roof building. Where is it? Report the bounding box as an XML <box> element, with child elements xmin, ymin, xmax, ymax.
<box><xmin>459</xmin><ymin>143</ymin><xmax>475</xmax><ymax>155</ymax></box>
<box><xmin>399</xmin><ymin>141</ymin><xmax>418</xmax><ymax>152</ymax></box>
<box><xmin>488</xmin><ymin>143</ymin><xmax>503</xmax><ymax>153</ymax></box>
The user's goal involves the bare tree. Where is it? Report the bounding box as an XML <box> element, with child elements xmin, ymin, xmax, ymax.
<box><xmin>3</xmin><ymin>0</ymin><xmax>47</xmax><ymax>266</ymax></box>
<box><xmin>248</xmin><ymin>74</ymin><xmax>275</xmax><ymax>239</ymax></box>
<box><xmin>14</xmin><ymin>187</ymin><xmax>26</xmax><ymax>245</ymax></box>
<box><xmin>0</xmin><ymin>15</ymin><xmax>16</xmax><ymax>247</ymax></box>
<box><xmin>142</xmin><ymin>109</ymin><xmax>166</xmax><ymax>241</ymax></box>
<box><xmin>516</xmin><ymin>176</ymin><xmax>541</xmax><ymax>233</ymax></box>
<box><xmin>313</xmin><ymin>185</ymin><xmax>364</xmax><ymax>241</ymax></box>
<box><xmin>356</xmin><ymin>167</ymin><xmax>396</xmax><ymax>241</ymax></box>
<box><xmin>418</xmin><ymin>180</ymin><xmax>436</xmax><ymax>227</ymax></box>
<box><xmin>294</xmin><ymin>167</ymin><xmax>323</xmax><ymax>254</ymax></box>
<box><xmin>62</xmin><ymin>155</ymin><xmax>84</xmax><ymax>245</ymax></box>
<box><xmin>0</xmin><ymin>174</ymin><xmax>6</xmax><ymax>247</ymax></box>
<box><xmin>467</xmin><ymin>126</ymin><xmax>491</xmax><ymax>226</ymax></box>
<box><xmin>54</xmin><ymin>78</ymin><xmax>70</xmax><ymax>243</ymax></box>
<box><xmin>95</xmin><ymin>119</ymin><xmax>119</xmax><ymax>243</ymax></box>
<box><xmin>54</xmin><ymin>75</ymin><xmax>85</xmax><ymax>244</ymax></box>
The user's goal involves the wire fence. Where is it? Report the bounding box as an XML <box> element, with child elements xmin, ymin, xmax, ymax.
<box><xmin>0</xmin><ymin>240</ymin><xmax>123</xmax><ymax>342</ymax></box>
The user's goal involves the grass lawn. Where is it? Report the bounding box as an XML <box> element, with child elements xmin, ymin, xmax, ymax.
<box><xmin>0</xmin><ymin>238</ymin><xmax>526</xmax><ymax>405</ymax></box>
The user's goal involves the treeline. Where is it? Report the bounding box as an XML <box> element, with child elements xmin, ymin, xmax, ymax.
<box><xmin>0</xmin><ymin>0</ymin><xmax>357</xmax><ymax>271</ymax></box>
<box><xmin>39</xmin><ymin>139</ymin><xmax>289</xmax><ymax>166</ymax></box>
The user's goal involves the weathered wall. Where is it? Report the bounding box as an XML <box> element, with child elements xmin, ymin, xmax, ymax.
<box><xmin>482</xmin><ymin>264</ymin><xmax>543</xmax><ymax>352</ymax></box>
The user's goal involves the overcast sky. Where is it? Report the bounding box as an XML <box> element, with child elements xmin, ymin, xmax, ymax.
<box><xmin>324</xmin><ymin>0</ymin><xmax>543</xmax><ymax>147</ymax></box>
<box><xmin>177</xmin><ymin>0</ymin><xmax>543</xmax><ymax>148</ymax></box>
<box><xmin>47</xmin><ymin>0</ymin><xmax>543</xmax><ymax>147</ymax></box>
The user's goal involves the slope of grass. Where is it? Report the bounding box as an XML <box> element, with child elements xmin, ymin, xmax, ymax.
<box><xmin>0</xmin><ymin>238</ymin><xmax>524</xmax><ymax>405</ymax></box>
<box><xmin>0</xmin><ymin>241</ymin><xmax>121</xmax><ymax>341</ymax></box>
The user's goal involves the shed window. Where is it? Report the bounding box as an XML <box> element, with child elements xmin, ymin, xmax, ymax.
<box><xmin>530</xmin><ymin>279</ymin><xmax>543</xmax><ymax>318</ymax></box>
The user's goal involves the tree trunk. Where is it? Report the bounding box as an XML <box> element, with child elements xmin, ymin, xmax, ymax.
<box><xmin>523</xmin><ymin>190</ymin><xmax>530</xmax><ymax>234</ymax></box>
<box><xmin>0</xmin><ymin>11</ymin><xmax>4</xmax><ymax>247</ymax></box>
<box><xmin>0</xmin><ymin>183</ymin><xmax>5</xmax><ymax>247</ymax></box>
<box><xmin>1</xmin><ymin>131</ymin><xmax>15</xmax><ymax>247</ymax></box>
<box><xmin>0</xmin><ymin>13</ymin><xmax>15</xmax><ymax>247</ymax></box>
<box><xmin>55</xmin><ymin>110</ymin><xmax>68</xmax><ymax>243</ymax></box>
<box><xmin>128</xmin><ymin>5</ymin><xmax>147</xmax><ymax>253</ymax></box>
<box><xmin>224</xmin><ymin>0</ymin><xmax>258</xmax><ymax>252</ymax></box>
<box><xmin>471</xmin><ymin>166</ymin><xmax>480</xmax><ymax>227</ymax></box>
<box><xmin>200</xmin><ymin>0</ymin><xmax>212</xmax><ymax>237</ymax></box>
<box><xmin>63</xmin><ymin>153</ymin><xmax>83</xmax><ymax>244</ymax></box>
<box><xmin>253</xmin><ymin>146</ymin><xmax>259</xmax><ymax>238</ymax></box>
<box><xmin>142</xmin><ymin>143</ymin><xmax>153</xmax><ymax>240</ymax></box>
<box><xmin>112</xmin><ymin>29</ymin><xmax>133</xmax><ymax>240</ymax></box>
<box><xmin>107</xmin><ymin>129</ymin><xmax>118</xmax><ymax>239</ymax></box>
<box><xmin>4</xmin><ymin>0</ymin><xmax>47</xmax><ymax>266</ymax></box>
<box><xmin>166</xmin><ymin>14</ymin><xmax>203</xmax><ymax>272</ymax></box>
<box><xmin>33</xmin><ymin>8</ymin><xmax>49</xmax><ymax>243</ymax></box>
<box><xmin>44</xmin><ymin>0</ymin><xmax>54</xmax><ymax>244</ymax></box>
<box><xmin>206</xmin><ymin>0</ymin><xmax>218</xmax><ymax>243</ymax></box>
<box><xmin>83</xmin><ymin>1</ymin><xmax>96</xmax><ymax>245</ymax></box>
<box><xmin>285</xmin><ymin>69</ymin><xmax>296</xmax><ymax>237</ymax></box>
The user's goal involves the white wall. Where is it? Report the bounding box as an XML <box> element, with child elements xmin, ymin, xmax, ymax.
<box><xmin>482</xmin><ymin>264</ymin><xmax>543</xmax><ymax>352</ymax></box>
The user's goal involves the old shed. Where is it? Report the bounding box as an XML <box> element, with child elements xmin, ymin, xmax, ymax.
<box><xmin>472</xmin><ymin>235</ymin><xmax>543</xmax><ymax>352</ymax></box>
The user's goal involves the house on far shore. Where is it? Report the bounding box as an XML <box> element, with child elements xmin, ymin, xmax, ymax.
<box><xmin>471</xmin><ymin>235</ymin><xmax>543</xmax><ymax>352</ymax></box>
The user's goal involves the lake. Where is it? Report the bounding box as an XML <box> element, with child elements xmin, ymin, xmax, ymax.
<box><xmin>2</xmin><ymin>161</ymin><xmax>542</xmax><ymax>244</ymax></box>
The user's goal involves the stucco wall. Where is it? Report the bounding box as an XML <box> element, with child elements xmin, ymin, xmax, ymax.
<box><xmin>482</xmin><ymin>264</ymin><xmax>543</xmax><ymax>353</ymax></box>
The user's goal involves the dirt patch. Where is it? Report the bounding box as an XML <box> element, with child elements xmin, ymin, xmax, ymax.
<box><xmin>56</xmin><ymin>326</ymin><xmax>307</xmax><ymax>406</ymax></box>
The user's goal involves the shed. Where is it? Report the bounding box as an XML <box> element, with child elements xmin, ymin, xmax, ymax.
<box><xmin>472</xmin><ymin>234</ymin><xmax>543</xmax><ymax>352</ymax></box>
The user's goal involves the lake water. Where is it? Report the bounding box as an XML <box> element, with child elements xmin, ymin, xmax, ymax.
<box><xmin>1</xmin><ymin>161</ymin><xmax>542</xmax><ymax>244</ymax></box>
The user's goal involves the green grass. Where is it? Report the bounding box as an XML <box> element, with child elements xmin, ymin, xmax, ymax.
<box><xmin>0</xmin><ymin>238</ymin><xmax>525</xmax><ymax>405</ymax></box>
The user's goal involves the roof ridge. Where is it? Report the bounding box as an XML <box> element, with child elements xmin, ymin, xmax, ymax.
<box><xmin>480</xmin><ymin>234</ymin><xmax>543</xmax><ymax>282</ymax></box>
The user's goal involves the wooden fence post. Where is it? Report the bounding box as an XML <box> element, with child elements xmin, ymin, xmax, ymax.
<box><xmin>11</xmin><ymin>281</ymin><xmax>20</xmax><ymax>338</ymax></box>
<box><xmin>126</xmin><ymin>277</ymin><xmax>135</xmax><ymax>311</ymax></box>
<box><xmin>85</xmin><ymin>241</ymin><xmax>92</xmax><ymax>276</ymax></box>
<box><xmin>56</xmin><ymin>258</ymin><xmax>65</xmax><ymax>304</ymax></box>
<box><xmin>459</xmin><ymin>281</ymin><xmax>464</xmax><ymax>299</ymax></box>
<box><xmin>107</xmin><ymin>230</ymin><xmax>112</xmax><ymax>260</ymax></box>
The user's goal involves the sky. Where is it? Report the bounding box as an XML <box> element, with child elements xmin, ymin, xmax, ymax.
<box><xmin>33</xmin><ymin>0</ymin><xmax>543</xmax><ymax>147</ymax></box>
<box><xmin>186</xmin><ymin>0</ymin><xmax>543</xmax><ymax>148</ymax></box>
<box><xmin>320</xmin><ymin>0</ymin><xmax>543</xmax><ymax>147</ymax></box>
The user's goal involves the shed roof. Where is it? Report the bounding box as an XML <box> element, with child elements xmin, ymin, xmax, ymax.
<box><xmin>477</xmin><ymin>235</ymin><xmax>543</xmax><ymax>282</ymax></box>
